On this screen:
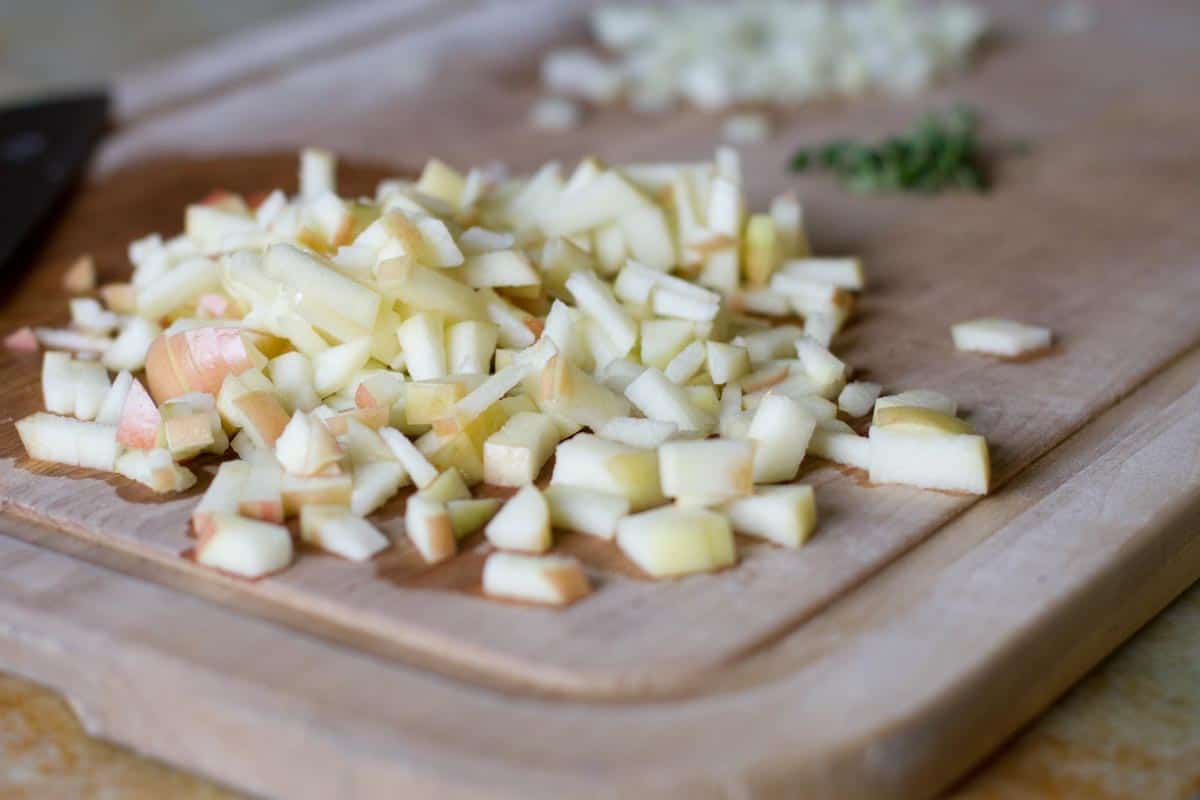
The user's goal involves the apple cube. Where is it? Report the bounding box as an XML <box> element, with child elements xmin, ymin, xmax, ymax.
<box><xmin>196</xmin><ymin>513</ymin><xmax>293</xmax><ymax>579</ymax></box>
<box><xmin>543</xmin><ymin>485</ymin><xmax>629</xmax><ymax>540</ymax></box>
<box><xmin>873</xmin><ymin>390</ymin><xmax>958</xmax><ymax>421</ymax></box>
<box><xmin>663</xmin><ymin>340</ymin><xmax>706</xmax><ymax>384</ymax></box>
<box><xmin>300</xmin><ymin>506</ymin><xmax>390</xmax><ymax>561</ymax></box>
<box><xmin>794</xmin><ymin>335</ymin><xmax>846</xmax><ymax>387</ymax></box>
<box><xmin>616</xmin><ymin>506</ymin><xmax>736</xmax><ymax>578</ymax></box>
<box><xmin>639</xmin><ymin>319</ymin><xmax>694</xmax><ymax>370</ymax></box>
<box><xmin>236</xmin><ymin>453</ymin><xmax>284</xmax><ymax>523</ymax></box>
<box><xmin>624</xmin><ymin>367</ymin><xmax>715</xmax><ymax>433</ymax></box>
<box><xmin>726</xmin><ymin>485</ymin><xmax>816</xmax><ymax>548</ymax></box>
<box><xmin>275</xmin><ymin>411</ymin><xmax>344</xmax><ymax>476</ymax></box>
<box><xmin>312</xmin><ymin>337</ymin><xmax>371</xmax><ymax>397</ymax></box>
<box><xmin>868</xmin><ymin>426</ymin><xmax>990</xmax><ymax>495</ymax></box>
<box><xmin>770</xmin><ymin>193</ymin><xmax>810</xmax><ymax>260</ymax></box>
<box><xmin>63</xmin><ymin>254</ymin><xmax>96</xmax><ymax>293</ymax></box>
<box><xmin>482</xmin><ymin>552</ymin><xmax>591</xmax><ymax>606</ymax></box>
<box><xmin>73</xmin><ymin>361</ymin><xmax>111</xmax><ymax>421</ymax></box>
<box><xmin>778</xmin><ymin>257</ymin><xmax>864</xmax><ymax>290</ymax></box>
<box><xmin>550</xmin><ymin>434</ymin><xmax>664</xmax><ymax>511</ymax></box>
<box><xmin>404</xmin><ymin>494</ymin><xmax>456</xmax><ymax>563</ymax></box>
<box><xmin>483</xmin><ymin>412</ymin><xmax>559</xmax><ymax>487</ymax></box>
<box><xmin>874</xmin><ymin>406</ymin><xmax>974</xmax><ymax>436</ymax></box>
<box><xmin>280</xmin><ymin>472</ymin><xmax>353</xmax><ymax>516</ymax></box>
<box><xmin>838</xmin><ymin>381</ymin><xmax>881</xmax><ymax>418</ymax></box>
<box><xmin>595</xmin><ymin>416</ymin><xmax>677</xmax><ymax>449</ymax></box>
<box><xmin>419</xmin><ymin>467</ymin><xmax>472</xmax><ymax>503</ymax></box>
<box><xmin>565</xmin><ymin>271</ymin><xmax>637</xmax><ymax>357</ymax></box>
<box><xmin>706</xmin><ymin>342</ymin><xmax>749</xmax><ymax>386</ymax></box>
<box><xmin>380</xmin><ymin>427</ymin><xmax>439</xmax><ymax>489</ymax></box>
<box><xmin>267</xmin><ymin>352</ymin><xmax>321</xmax><ymax>413</ymax></box>
<box><xmin>746</xmin><ymin>393</ymin><xmax>816</xmax><ymax>483</ymax></box>
<box><xmin>461</xmin><ymin>250</ymin><xmax>540</xmax><ymax>288</ymax></box>
<box><xmin>536</xmin><ymin>354</ymin><xmax>632</xmax><ymax>430</ymax></box>
<box><xmin>447</xmin><ymin>497</ymin><xmax>502</xmax><ymax>539</ymax></box>
<box><xmin>659</xmin><ymin>439</ymin><xmax>754</xmax><ymax>503</ymax></box>
<box><xmin>396</xmin><ymin>312</ymin><xmax>447</xmax><ymax>381</ymax></box>
<box><xmin>809</xmin><ymin>419</ymin><xmax>871</xmax><ymax>470</ymax></box>
<box><xmin>102</xmin><ymin>317</ymin><xmax>162</xmax><ymax>373</ymax></box>
<box><xmin>447</xmin><ymin>320</ymin><xmax>498</xmax><ymax>374</ymax></box>
<box><xmin>16</xmin><ymin>412</ymin><xmax>119</xmax><ymax>471</ymax></box>
<box><xmin>193</xmin><ymin>459</ymin><xmax>250</xmax><ymax>536</ymax></box>
<box><xmin>485</xmin><ymin>484</ymin><xmax>552</xmax><ymax>553</ymax></box>
<box><xmin>350</xmin><ymin>461</ymin><xmax>408</xmax><ymax>516</ymax></box>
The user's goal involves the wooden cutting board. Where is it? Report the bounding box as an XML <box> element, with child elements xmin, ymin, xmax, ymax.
<box><xmin>1</xmin><ymin>1</ymin><xmax>1199</xmax><ymax>796</ymax></box>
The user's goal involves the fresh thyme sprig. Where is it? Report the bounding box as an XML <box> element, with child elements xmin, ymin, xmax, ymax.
<box><xmin>790</xmin><ymin>106</ymin><xmax>987</xmax><ymax>193</ymax></box>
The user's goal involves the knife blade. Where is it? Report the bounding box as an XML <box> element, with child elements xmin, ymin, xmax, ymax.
<box><xmin>0</xmin><ymin>90</ymin><xmax>109</xmax><ymax>279</ymax></box>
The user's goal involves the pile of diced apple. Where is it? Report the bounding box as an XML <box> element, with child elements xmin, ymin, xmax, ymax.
<box><xmin>11</xmin><ymin>146</ymin><xmax>992</xmax><ymax>606</ymax></box>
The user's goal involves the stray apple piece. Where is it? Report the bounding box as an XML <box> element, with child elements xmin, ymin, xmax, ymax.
<box><xmin>596</xmin><ymin>416</ymin><xmax>677</xmax><ymax>449</ymax></box>
<box><xmin>838</xmin><ymin>381</ymin><xmax>881</xmax><ymax>418</ymax></box>
<box><xmin>624</xmin><ymin>367</ymin><xmax>715</xmax><ymax>433</ymax></box>
<box><xmin>447</xmin><ymin>497</ymin><xmax>502</xmax><ymax>539</ymax></box>
<box><xmin>419</xmin><ymin>467</ymin><xmax>472</xmax><ymax>503</ymax></box>
<box><xmin>99</xmin><ymin>283</ymin><xmax>137</xmax><ymax>314</ymax></box>
<box><xmin>63</xmin><ymin>254</ymin><xmax>97</xmax><ymax>293</ymax></box>
<box><xmin>267</xmin><ymin>352</ymin><xmax>321</xmax><ymax>413</ymax></box>
<box><xmin>237</xmin><ymin>454</ymin><xmax>284</xmax><ymax>523</ymax></box>
<box><xmin>778</xmin><ymin>257</ymin><xmax>864</xmax><ymax>290</ymax></box>
<box><xmin>281</xmin><ymin>472</ymin><xmax>353</xmax><ymax>516</ymax></box>
<box><xmin>72</xmin><ymin>360</ymin><xmax>111</xmax><ymax>421</ymax></box>
<box><xmin>747</xmin><ymin>393</ymin><xmax>816</xmax><ymax>484</ymax></box>
<box><xmin>616</xmin><ymin>506</ymin><xmax>736</xmax><ymax>578</ymax></box>
<box><xmin>102</xmin><ymin>317</ymin><xmax>162</xmax><ymax>372</ymax></box>
<box><xmin>659</xmin><ymin>439</ymin><xmax>754</xmax><ymax>502</ymax></box>
<box><xmin>300</xmin><ymin>147</ymin><xmax>337</xmax><ymax>199</ymax></box>
<box><xmin>380</xmin><ymin>427</ymin><xmax>439</xmax><ymax>489</ymax></box>
<box><xmin>447</xmin><ymin>320</ymin><xmax>498</xmax><ymax>375</ymax></box>
<box><xmin>952</xmin><ymin>318</ymin><xmax>1052</xmax><ymax>357</ymax></box>
<box><xmin>5</xmin><ymin>326</ymin><xmax>38</xmax><ymax>352</ymax></box>
<box><xmin>312</xmin><ymin>337</ymin><xmax>371</xmax><ymax>397</ymax></box>
<box><xmin>482</xmin><ymin>552</ymin><xmax>590</xmax><ymax>606</ymax></box>
<box><xmin>483</xmin><ymin>412</ymin><xmax>558</xmax><ymax>487</ymax></box>
<box><xmin>869</xmin><ymin>426</ymin><xmax>990</xmax><ymax>495</ymax></box>
<box><xmin>351</xmin><ymin>461</ymin><xmax>408</xmax><ymax>515</ymax></box>
<box><xmin>115</xmin><ymin>448</ymin><xmax>197</xmax><ymax>493</ymax></box>
<box><xmin>234</xmin><ymin>390</ymin><xmax>291</xmax><ymax>449</ymax></box>
<box><xmin>69</xmin><ymin>298</ymin><xmax>120</xmax><ymax>335</ymax></box>
<box><xmin>809</xmin><ymin>419</ymin><xmax>872</xmax><ymax>470</ymax></box>
<box><xmin>543</xmin><ymin>485</ymin><xmax>629</xmax><ymax>540</ymax></box>
<box><xmin>300</xmin><ymin>505</ymin><xmax>390</xmax><ymax>562</ymax></box>
<box><xmin>16</xmin><ymin>412</ymin><xmax>119</xmax><ymax>471</ymax></box>
<box><xmin>873</xmin><ymin>389</ymin><xmax>957</xmax><ymax>421</ymax></box>
<box><xmin>550</xmin><ymin>434</ymin><xmax>664</xmax><ymax>511</ymax></box>
<box><xmin>485</xmin><ymin>484</ymin><xmax>552</xmax><ymax>553</ymax></box>
<box><xmin>196</xmin><ymin>513</ymin><xmax>293</xmax><ymax>579</ymax></box>
<box><xmin>726</xmin><ymin>485</ymin><xmax>816</xmax><ymax>548</ymax></box>
<box><xmin>275</xmin><ymin>411</ymin><xmax>344</xmax><ymax>476</ymax></box>
<box><xmin>404</xmin><ymin>494</ymin><xmax>457</xmax><ymax>564</ymax></box>
<box><xmin>193</xmin><ymin>459</ymin><xmax>250</xmax><ymax>537</ymax></box>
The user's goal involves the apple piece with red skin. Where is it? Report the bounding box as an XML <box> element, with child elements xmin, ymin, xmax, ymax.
<box><xmin>145</xmin><ymin>327</ymin><xmax>257</xmax><ymax>403</ymax></box>
<box><xmin>116</xmin><ymin>378</ymin><xmax>161</xmax><ymax>450</ymax></box>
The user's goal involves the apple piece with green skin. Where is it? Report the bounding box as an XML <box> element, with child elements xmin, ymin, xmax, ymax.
<box><xmin>746</xmin><ymin>393</ymin><xmax>816</xmax><ymax>484</ymax></box>
<box><xmin>482</xmin><ymin>552</ymin><xmax>591</xmax><ymax>606</ymax></box>
<box><xmin>483</xmin><ymin>412</ymin><xmax>559</xmax><ymax>487</ymax></box>
<box><xmin>550</xmin><ymin>433</ymin><xmax>664</xmax><ymax>511</ymax></box>
<box><xmin>485</xmin><ymin>484</ymin><xmax>552</xmax><ymax>553</ymax></box>
<box><xmin>658</xmin><ymin>439</ymin><xmax>754</xmax><ymax>503</ymax></box>
<box><xmin>868</xmin><ymin>426</ymin><xmax>990</xmax><ymax>494</ymax></box>
<box><xmin>195</xmin><ymin>513</ymin><xmax>293</xmax><ymax>579</ymax></box>
<box><xmin>300</xmin><ymin>505</ymin><xmax>390</xmax><ymax>562</ymax></box>
<box><xmin>616</xmin><ymin>506</ymin><xmax>736</xmax><ymax>578</ymax></box>
<box><xmin>405</xmin><ymin>494</ymin><xmax>457</xmax><ymax>563</ymax></box>
<box><xmin>544</xmin><ymin>485</ymin><xmax>630</xmax><ymax>540</ymax></box>
<box><xmin>726</xmin><ymin>485</ymin><xmax>816</xmax><ymax>548</ymax></box>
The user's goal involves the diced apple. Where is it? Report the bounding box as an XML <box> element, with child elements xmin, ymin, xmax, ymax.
<box><xmin>232</xmin><ymin>389</ymin><xmax>291</xmax><ymax>449</ymax></box>
<box><xmin>95</xmin><ymin>369</ymin><xmax>134</xmax><ymax>426</ymax></box>
<box><xmin>746</xmin><ymin>393</ymin><xmax>815</xmax><ymax>483</ymax></box>
<box><xmin>404</xmin><ymin>494</ymin><xmax>456</xmax><ymax>563</ymax></box>
<box><xmin>41</xmin><ymin>352</ymin><xmax>76</xmax><ymax>415</ymax></box>
<box><xmin>280</xmin><ymin>472</ymin><xmax>353</xmax><ymax>516</ymax></box>
<box><xmin>115</xmin><ymin>447</ymin><xmax>196</xmax><ymax>493</ymax></box>
<box><xmin>551</xmin><ymin>434</ymin><xmax>663</xmax><ymax>511</ymax></box>
<box><xmin>415</xmin><ymin>158</ymin><xmax>465</xmax><ymax>209</ymax></box>
<box><xmin>237</xmin><ymin>453</ymin><xmax>284</xmax><ymax>522</ymax></box>
<box><xmin>376</xmin><ymin>258</ymin><xmax>486</xmax><ymax>322</ymax></box>
<box><xmin>447</xmin><ymin>497</ymin><xmax>502</xmax><ymax>538</ymax></box>
<box><xmin>704</xmin><ymin>341</ymin><xmax>748</xmax><ymax>386</ymax></box>
<box><xmin>742</xmin><ymin>213</ymin><xmax>780</xmax><ymax>286</ymax></box>
<box><xmin>145</xmin><ymin>326</ymin><xmax>257</xmax><ymax>402</ymax></box>
<box><xmin>380</xmin><ymin>427</ymin><xmax>439</xmax><ymax>489</ymax></box>
<box><xmin>770</xmin><ymin>193</ymin><xmax>810</xmax><ymax>260</ymax></box>
<box><xmin>16</xmin><ymin>412</ymin><xmax>119</xmax><ymax>471</ymax></box>
<box><xmin>485</xmin><ymin>484</ymin><xmax>552</xmax><ymax>553</ymax></box>
<box><xmin>565</xmin><ymin>271</ymin><xmax>637</xmax><ymax>357</ymax></box>
<box><xmin>595</xmin><ymin>416</ymin><xmax>677</xmax><ymax>449</ymax></box>
<box><xmin>868</xmin><ymin>426</ymin><xmax>990</xmax><ymax>494</ymax></box>
<box><xmin>541</xmin><ymin>485</ymin><xmax>628</xmax><ymax>540</ymax></box>
<box><xmin>596</xmin><ymin>357</ymin><xmax>645</xmax><ymax>394</ymax></box>
<box><xmin>658</xmin><ymin>438</ymin><xmax>754</xmax><ymax>504</ymax></box>
<box><xmin>447</xmin><ymin>320</ymin><xmax>498</xmax><ymax>374</ymax></box>
<box><xmin>736</xmin><ymin>325</ymin><xmax>803</xmax><ymax>365</ymax></box>
<box><xmin>639</xmin><ymin>319</ymin><xmax>694</xmax><ymax>370</ymax></box>
<box><xmin>838</xmin><ymin>381</ymin><xmax>881</xmax><ymax>418</ymax></box>
<box><xmin>536</xmin><ymin>354</ymin><xmax>631</xmax><ymax>430</ymax></box>
<box><xmin>69</xmin><ymin>298</ymin><xmax>120</xmax><ymax>335</ymax></box>
<box><xmin>778</xmin><ymin>257</ymin><xmax>864</xmax><ymax>290</ymax></box>
<box><xmin>4</xmin><ymin>326</ymin><xmax>38</xmax><ymax>352</ymax></box>
<box><xmin>951</xmin><ymin>318</ymin><xmax>1052</xmax><ymax>357</ymax></box>
<box><xmin>72</xmin><ymin>361</ymin><xmax>110</xmax><ymax>421</ymax></box>
<box><xmin>618</xmin><ymin>204</ymin><xmax>675</xmax><ymax>271</ymax></box>
<box><xmin>396</xmin><ymin>312</ymin><xmax>447</xmax><ymax>381</ymax></box>
<box><xmin>275</xmin><ymin>411</ymin><xmax>344</xmax><ymax>476</ymax></box>
<box><xmin>196</xmin><ymin>513</ymin><xmax>293</xmax><ymax>579</ymax></box>
<box><xmin>540</xmin><ymin>170</ymin><xmax>650</xmax><ymax>237</ymax></box>
<box><xmin>419</xmin><ymin>467</ymin><xmax>472</xmax><ymax>503</ymax></box>
<box><xmin>63</xmin><ymin>254</ymin><xmax>97</xmax><ymax>292</ymax></box>
<box><xmin>873</xmin><ymin>389</ymin><xmax>957</xmax><ymax>421</ymax></box>
<box><xmin>267</xmin><ymin>352</ymin><xmax>321</xmax><ymax>413</ymax></box>
<box><xmin>99</xmin><ymin>283</ymin><xmax>137</xmax><ymax>314</ymax></box>
<box><xmin>803</xmin><ymin>312</ymin><xmax>844</xmax><ymax>348</ymax></box>
<box><xmin>137</xmin><ymin>257</ymin><xmax>220</xmax><ymax>320</ymax></box>
<box><xmin>300</xmin><ymin>147</ymin><xmax>337</xmax><ymax>199</ymax></box>
<box><xmin>312</xmin><ymin>337</ymin><xmax>371</xmax><ymax>397</ymax></box>
<box><xmin>482</xmin><ymin>552</ymin><xmax>590</xmax><ymax>606</ymax></box>
<box><xmin>102</xmin><ymin>317</ymin><xmax>162</xmax><ymax>372</ymax></box>
<box><xmin>193</xmin><ymin>459</ymin><xmax>249</xmax><ymax>536</ymax></box>
<box><xmin>809</xmin><ymin>419</ymin><xmax>872</xmax><ymax>471</ymax></box>
<box><xmin>726</xmin><ymin>485</ymin><xmax>816</xmax><ymax>548</ymax></box>
<box><xmin>616</xmin><ymin>506</ymin><xmax>736</xmax><ymax>578</ymax></box>
<box><xmin>461</xmin><ymin>250</ymin><xmax>540</xmax><ymax>288</ymax></box>
<box><xmin>663</xmin><ymin>340</ymin><xmax>706</xmax><ymax>384</ymax></box>
<box><xmin>483</xmin><ymin>411</ymin><xmax>558</xmax><ymax>487</ymax></box>
<box><xmin>264</xmin><ymin>243</ymin><xmax>380</xmax><ymax>328</ymax></box>
<box><xmin>873</xmin><ymin>406</ymin><xmax>974</xmax><ymax>435</ymax></box>
<box><xmin>341</xmin><ymin>417</ymin><xmax>401</xmax><ymax>465</ymax></box>
<box><xmin>624</xmin><ymin>367</ymin><xmax>715</xmax><ymax>433</ymax></box>
<box><xmin>300</xmin><ymin>505</ymin><xmax>390</xmax><ymax>561</ymax></box>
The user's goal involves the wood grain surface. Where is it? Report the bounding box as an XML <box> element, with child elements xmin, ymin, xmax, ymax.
<box><xmin>1</xmin><ymin>0</ymin><xmax>1199</xmax><ymax>795</ymax></box>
